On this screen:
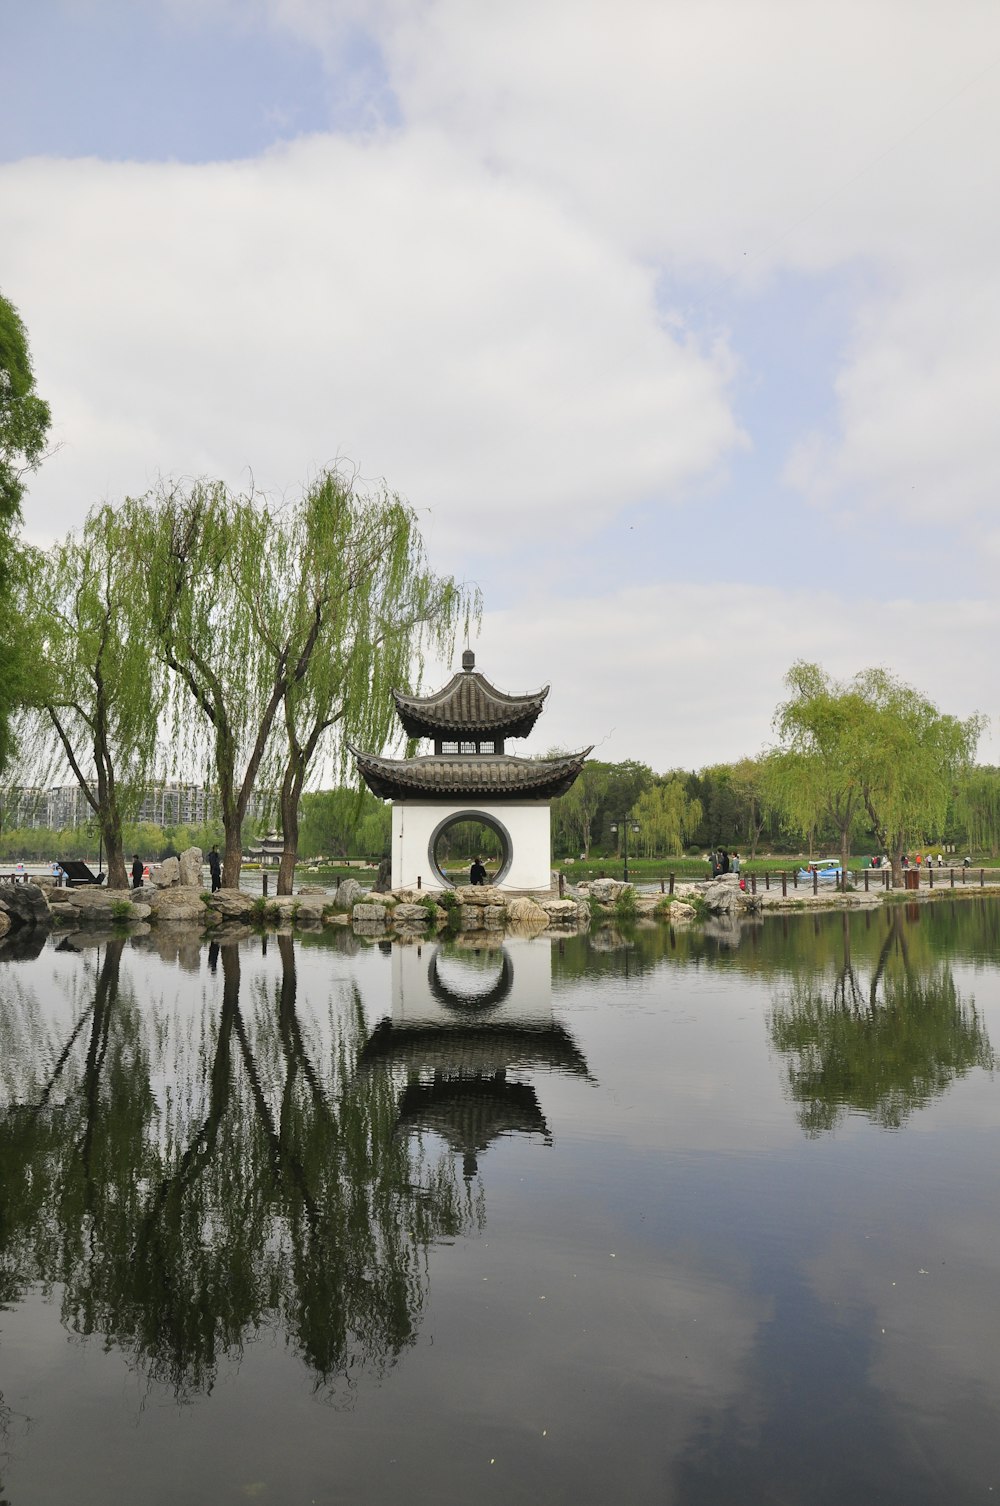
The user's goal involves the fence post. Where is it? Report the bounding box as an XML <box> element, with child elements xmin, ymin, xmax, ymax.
<box><xmin>417</xmin><ymin>874</ymin><xmax>422</xmax><ymax>889</ymax></box>
<box><xmin>751</xmin><ymin>873</ymin><xmax>757</xmax><ymax>894</ymax></box>
<box><xmin>929</xmin><ymin>865</ymin><xmax>934</xmax><ymax>888</ymax></box>
<box><xmin>765</xmin><ymin>871</ymin><xmax>770</xmax><ymax>890</ymax></box>
<box><xmin>782</xmin><ymin>871</ymin><xmax>787</xmax><ymax>897</ymax></box>
<box><xmin>981</xmin><ymin>869</ymin><xmax>985</xmax><ymax>887</ymax></box>
<box><xmin>559</xmin><ymin>871</ymin><xmax>565</xmax><ymax>897</ymax></box>
<box><xmin>813</xmin><ymin>868</ymin><xmax>818</xmax><ymax>895</ymax></box>
<box><xmin>262</xmin><ymin>872</ymin><xmax>268</xmax><ymax>896</ymax></box>
<box><xmin>793</xmin><ymin>869</ymin><xmax>798</xmax><ymax>888</ymax></box>
<box><xmin>669</xmin><ymin>874</ymin><xmax>675</xmax><ymax>895</ymax></box>
<box><xmin>864</xmin><ymin>869</ymin><xmax>869</xmax><ymax>892</ymax></box>
<box><xmin>950</xmin><ymin>867</ymin><xmax>954</xmax><ymax>887</ymax></box>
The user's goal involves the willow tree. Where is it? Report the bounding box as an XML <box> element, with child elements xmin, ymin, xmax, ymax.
<box><xmin>854</xmin><ymin>668</ymin><xmax>983</xmax><ymax>883</ymax></box>
<box><xmin>20</xmin><ymin>508</ymin><xmax>160</xmax><ymax>889</ymax></box>
<box><xmin>0</xmin><ymin>291</ymin><xmax>52</xmax><ymax>772</ymax></box>
<box><xmin>126</xmin><ymin>473</ymin><xmax>476</xmax><ymax>890</ymax></box>
<box><xmin>272</xmin><ymin>472</ymin><xmax>478</xmax><ymax>892</ymax></box>
<box><xmin>633</xmin><ymin>776</ymin><xmax>702</xmax><ymax>857</ymax></box>
<box><xmin>771</xmin><ymin>662</ymin><xmax>869</xmax><ymax>874</ymax></box>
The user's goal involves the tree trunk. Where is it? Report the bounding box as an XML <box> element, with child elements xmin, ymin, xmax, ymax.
<box><xmin>277</xmin><ymin>759</ymin><xmax>304</xmax><ymax>896</ymax></box>
<box><xmin>223</xmin><ymin>824</ymin><xmax>243</xmax><ymax>891</ymax></box>
<box><xmin>277</xmin><ymin>803</ymin><xmax>298</xmax><ymax>896</ymax></box>
<box><xmin>102</xmin><ymin>806</ymin><xmax>128</xmax><ymax>889</ymax></box>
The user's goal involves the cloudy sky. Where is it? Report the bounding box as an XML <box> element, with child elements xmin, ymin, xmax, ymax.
<box><xmin>2</xmin><ymin>0</ymin><xmax>999</xmax><ymax>769</ymax></box>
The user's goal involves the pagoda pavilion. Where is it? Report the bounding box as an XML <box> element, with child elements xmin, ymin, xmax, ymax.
<box><xmin>351</xmin><ymin>650</ymin><xmax>590</xmax><ymax>892</ymax></box>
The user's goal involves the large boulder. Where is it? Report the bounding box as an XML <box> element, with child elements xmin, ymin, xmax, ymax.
<box><xmin>147</xmin><ymin>889</ymin><xmax>209</xmax><ymax>923</ymax></box>
<box><xmin>0</xmin><ymin>911</ymin><xmax>10</xmax><ymax>938</ymax></box>
<box><xmin>153</xmin><ymin>856</ymin><xmax>180</xmax><ymax>888</ymax></box>
<box><xmin>506</xmin><ymin>896</ymin><xmax>548</xmax><ymax>926</ymax></box>
<box><xmin>538</xmin><ymin>897</ymin><xmax>583</xmax><ymax>923</ymax></box>
<box><xmin>0</xmin><ymin>882</ymin><xmax>51</xmax><ymax>932</ymax></box>
<box><xmin>453</xmin><ymin>884</ymin><xmax>505</xmax><ymax>907</ymax></box>
<box><xmin>336</xmin><ymin>877</ymin><xmax>364</xmax><ymax>909</ymax></box>
<box><xmin>353</xmin><ymin>902</ymin><xmax>386</xmax><ymax>923</ymax></box>
<box><xmin>394</xmin><ymin>902</ymin><xmax>432</xmax><ymax>922</ymax></box>
<box><xmin>701</xmin><ymin>876</ymin><xmax>746</xmax><ymax>915</ymax></box>
<box><xmin>206</xmin><ymin>889</ymin><xmax>256</xmax><ymax>921</ymax></box>
<box><xmin>178</xmin><ymin>847</ymin><xmax>204</xmax><ymax>887</ymax></box>
<box><xmin>589</xmin><ymin>878</ymin><xmax>625</xmax><ymax>904</ymax></box>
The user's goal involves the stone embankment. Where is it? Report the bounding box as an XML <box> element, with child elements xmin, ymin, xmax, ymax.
<box><xmin>7</xmin><ymin>848</ymin><xmax>996</xmax><ymax>957</ymax></box>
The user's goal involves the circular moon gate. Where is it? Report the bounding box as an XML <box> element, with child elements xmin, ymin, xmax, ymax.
<box><xmin>427</xmin><ymin>809</ymin><xmax>514</xmax><ymax>889</ymax></box>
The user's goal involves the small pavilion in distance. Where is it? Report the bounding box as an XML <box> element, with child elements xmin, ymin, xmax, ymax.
<box><xmin>352</xmin><ymin>650</ymin><xmax>590</xmax><ymax>892</ymax></box>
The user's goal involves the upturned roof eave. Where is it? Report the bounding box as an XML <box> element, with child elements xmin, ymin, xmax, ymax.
<box><xmin>392</xmin><ymin>673</ymin><xmax>550</xmax><ymax>737</ymax></box>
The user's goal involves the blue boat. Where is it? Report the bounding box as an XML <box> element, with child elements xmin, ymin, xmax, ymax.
<box><xmin>797</xmin><ymin>866</ymin><xmax>841</xmax><ymax>882</ymax></box>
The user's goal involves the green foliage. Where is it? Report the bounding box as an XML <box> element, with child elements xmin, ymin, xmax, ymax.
<box><xmin>613</xmin><ymin>885</ymin><xmax>638</xmax><ymax>920</ymax></box>
<box><xmin>19</xmin><ymin>506</ymin><xmax>162</xmax><ymax>888</ymax></box>
<box><xmin>121</xmin><ymin>471</ymin><xmax>477</xmax><ymax>892</ymax></box>
<box><xmin>299</xmin><ymin>787</ymin><xmax>390</xmax><ymax>859</ymax></box>
<box><xmin>633</xmin><ymin>777</ymin><xmax>702</xmax><ymax>857</ymax></box>
<box><xmin>772</xmin><ymin>661</ymin><xmax>984</xmax><ymax>875</ymax></box>
<box><xmin>110</xmin><ymin>899</ymin><xmax>133</xmax><ymax>920</ymax></box>
<box><xmin>0</xmin><ymin>292</ymin><xmax>52</xmax><ymax>774</ymax></box>
<box><xmin>955</xmin><ymin>766</ymin><xmax>1000</xmax><ymax>856</ymax></box>
<box><xmin>0</xmin><ymin>291</ymin><xmax>51</xmax><ymax>538</ymax></box>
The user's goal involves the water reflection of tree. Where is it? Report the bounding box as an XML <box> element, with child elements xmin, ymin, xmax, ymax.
<box><xmin>770</xmin><ymin>911</ymin><xmax>995</xmax><ymax>1135</ymax></box>
<box><xmin>0</xmin><ymin>936</ymin><xmax>472</xmax><ymax>1397</ymax></box>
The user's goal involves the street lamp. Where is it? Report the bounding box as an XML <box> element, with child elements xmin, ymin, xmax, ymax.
<box><xmin>609</xmin><ymin>818</ymin><xmax>640</xmax><ymax>883</ymax></box>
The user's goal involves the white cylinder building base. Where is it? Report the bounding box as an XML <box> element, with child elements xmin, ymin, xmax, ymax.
<box><xmin>391</xmin><ymin>799</ymin><xmax>552</xmax><ymax>893</ymax></box>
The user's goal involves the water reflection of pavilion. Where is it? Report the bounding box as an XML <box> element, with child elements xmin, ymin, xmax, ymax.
<box><xmin>359</xmin><ymin>938</ymin><xmax>593</xmax><ymax>1177</ymax></box>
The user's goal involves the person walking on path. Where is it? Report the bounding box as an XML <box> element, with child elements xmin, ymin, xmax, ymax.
<box><xmin>208</xmin><ymin>846</ymin><xmax>222</xmax><ymax>893</ymax></box>
<box><xmin>131</xmin><ymin>854</ymin><xmax>144</xmax><ymax>890</ymax></box>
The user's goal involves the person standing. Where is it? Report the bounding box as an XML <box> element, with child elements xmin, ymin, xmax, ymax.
<box><xmin>731</xmin><ymin>852</ymin><xmax>741</xmax><ymax>876</ymax></box>
<box><xmin>131</xmin><ymin>853</ymin><xmax>144</xmax><ymax>889</ymax></box>
<box><xmin>208</xmin><ymin>845</ymin><xmax>222</xmax><ymax>893</ymax></box>
<box><xmin>470</xmin><ymin>856</ymin><xmax>487</xmax><ymax>886</ymax></box>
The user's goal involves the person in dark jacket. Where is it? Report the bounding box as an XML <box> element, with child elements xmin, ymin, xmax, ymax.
<box><xmin>131</xmin><ymin>854</ymin><xmax>144</xmax><ymax>889</ymax></box>
<box><xmin>208</xmin><ymin>846</ymin><xmax>222</xmax><ymax>893</ymax></box>
<box><xmin>470</xmin><ymin>857</ymin><xmax>487</xmax><ymax>886</ymax></box>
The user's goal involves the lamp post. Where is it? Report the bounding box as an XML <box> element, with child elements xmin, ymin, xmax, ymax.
<box><xmin>609</xmin><ymin>818</ymin><xmax>640</xmax><ymax>883</ymax></box>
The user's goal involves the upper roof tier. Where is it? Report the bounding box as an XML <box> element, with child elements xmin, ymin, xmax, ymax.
<box><xmin>393</xmin><ymin>650</ymin><xmax>549</xmax><ymax>740</ymax></box>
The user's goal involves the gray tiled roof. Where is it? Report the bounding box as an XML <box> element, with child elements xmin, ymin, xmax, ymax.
<box><xmin>393</xmin><ymin>669</ymin><xmax>549</xmax><ymax>739</ymax></box>
<box><xmin>351</xmin><ymin>746</ymin><xmax>592</xmax><ymax>801</ymax></box>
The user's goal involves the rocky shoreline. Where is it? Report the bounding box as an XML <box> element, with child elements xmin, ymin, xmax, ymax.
<box><xmin>3</xmin><ymin>853</ymin><xmax>999</xmax><ymax>954</ymax></box>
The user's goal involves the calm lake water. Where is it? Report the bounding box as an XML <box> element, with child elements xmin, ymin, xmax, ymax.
<box><xmin>1</xmin><ymin>901</ymin><xmax>999</xmax><ymax>1505</ymax></box>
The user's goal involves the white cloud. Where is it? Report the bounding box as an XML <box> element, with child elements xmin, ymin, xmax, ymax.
<box><xmin>472</xmin><ymin>581</ymin><xmax>996</xmax><ymax>770</ymax></box>
<box><xmin>2</xmin><ymin>131</ymin><xmax>741</xmax><ymax>557</ymax></box>
<box><xmin>267</xmin><ymin>0</ymin><xmax>1000</xmax><ymax>532</ymax></box>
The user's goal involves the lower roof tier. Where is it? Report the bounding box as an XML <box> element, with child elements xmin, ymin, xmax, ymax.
<box><xmin>351</xmin><ymin>745</ymin><xmax>592</xmax><ymax>801</ymax></box>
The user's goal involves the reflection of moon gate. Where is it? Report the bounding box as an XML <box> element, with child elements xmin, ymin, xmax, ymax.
<box><xmin>351</xmin><ymin>650</ymin><xmax>591</xmax><ymax>892</ymax></box>
<box><xmin>359</xmin><ymin>938</ymin><xmax>594</xmax><ymax>1177</ymax></box>
<box><xmin>427</xmin><ymin>946</ymin><xmax>514</xmax><ymax>1013</ymax></box>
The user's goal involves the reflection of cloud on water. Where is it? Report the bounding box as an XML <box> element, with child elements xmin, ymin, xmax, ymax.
<box><xmin>803</xmin><ymin>1220</ymin><xmax>1000</xmax><ymax>1497</ymax></box>
<box><xmin>427</xmin><ymin>1233</ymin><xmax>772</xmax><ymax>1499</ymax></box>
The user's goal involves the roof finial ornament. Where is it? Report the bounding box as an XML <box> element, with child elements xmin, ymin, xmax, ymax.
<box><xmin>462</xmin><ymin>648</ymin><xmax>475</xmax><ymax>672</ymax></box>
